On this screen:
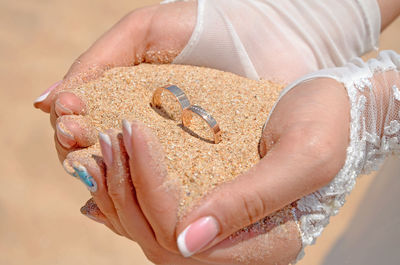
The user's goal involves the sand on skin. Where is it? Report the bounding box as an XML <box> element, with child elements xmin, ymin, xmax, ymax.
<box><xmin>1</xmin><ymin>0</ymin><xmax>400</xmax><ymax>264</ymax></box>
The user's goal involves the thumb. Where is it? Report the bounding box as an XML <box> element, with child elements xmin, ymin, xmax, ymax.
<box><xmin>175</xmin><ymin>127</ymin><xmax>343</xmax><ymax>258</ymax></box>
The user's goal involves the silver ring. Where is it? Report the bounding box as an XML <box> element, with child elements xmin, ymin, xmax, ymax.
<box><xmin>152</xmin><ymin>85</ymin><xmax>191</xmax><ymax>112</ymax></box>
<box><xmin>182</xmin><ymin>105</ymin><xmax>222</xmax><ymax>144</ymax></box>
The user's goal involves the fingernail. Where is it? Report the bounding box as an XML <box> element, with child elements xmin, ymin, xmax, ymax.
<box><xmin>56</xmin><ymin>122</ymin><xmax>76</xmax><ymax>149</ymax></box>
<box><xmin>122</xmin><ymin>119</ymin><xmax>133</xmax><ymax>157</ymax></box>
<box><xmin>99</xmin><ymin>132</ymin><xmax>113</xmax><ymax>166</ymax></box>
<box><xmin>72</xmin><ymin>163</ymin><xmax>98</xmax><ymax>192</ymax></box>
<box><xmin>34</xmin><ymin>80</ymin><xmax>62</xmax><ymax>104</ymax></box>
<box><xmin>81</xmin><ymin>199</ymin><xmax>105</xmax><ymax>224</ymax></box>
<box><xmin>62</xmin><ymin>160</ymin><xmax>76</xmax><ymax>177</ymax></box>
<box><xmin>55</xmin><ymin>99</ymin><xmax>73</xmax><ymax>116</ymax></box>
<box><xmin>177</xmin><ymin>216</ymin><xmax>220</xmax><ymax>257</ymax></box>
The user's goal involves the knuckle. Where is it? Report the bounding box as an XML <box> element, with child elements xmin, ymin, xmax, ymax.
<box><xmin>237</xmin><ymin>190</ymin><xmax>266</xmax><ymax>225</ymax></box>
<box><xmin>155</xmin><ymin>236</ymin><xmax>176</xmax><ymax>254</ymax></box>
<box><xmin>147</xmin><ymin>216</ymin><xmax>175</xmax><ymax>251</ymax></box>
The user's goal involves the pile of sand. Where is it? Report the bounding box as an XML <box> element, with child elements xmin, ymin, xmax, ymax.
<box><xmin>67</xmin><ymin>64</ymin><xmax>283</xmax><ymax>215</ymax></box>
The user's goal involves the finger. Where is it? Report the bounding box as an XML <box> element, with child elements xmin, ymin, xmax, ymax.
<box><xmin>33</xmin><ymin>80</ymin><xmax>62</xmax><ymax>112</ymax></box>
<box><xmin>54</xmin><ymin>91</ymin><xmax>86</xmax><ymax>117</ymax></box>
<box><xmin>99</xmin><ymin>129</ymin><xmax>156</xmax><ymax>244</ymax></box>
<box><xmin>80</xmin><ymin>198</ymin><xmax>118</xmax><ymax>233</ymax></box>
<box><xmin>63</xmin><ymin>149</ymin><xmax>129</xmax><ymax>238</ymax></box>
<box><xmin>54</xmin><ymin>133</ymin><xmax>81</xmax><ymax>163</ymax></box>
<box><xmin>55</xmin><ymin>132</ymin><xmax>70</xmax><ymax>162</ymax></box>
<box><xmin>49</xmin><ymin>89</ymin><xmax>88</xmax><ymax>130</ymax></box>
<box><xmin>55</xmin><ymin>115</ymin><xmax>97</xmax><ymax>149</ymax></box>
<box><xmin>98</xmin><ymin>129</ymin><xmax>202</xmax><ymax>265</ymax></box>
<box><xmin>122</xmin><ymin>120</ymin><xmax>180</xmax><ymax>253</ymax></box>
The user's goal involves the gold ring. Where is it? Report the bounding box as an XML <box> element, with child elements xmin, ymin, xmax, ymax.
<box><xmin>152</xmin><ymin>85</ymin><xmax>191</xmax><ymax>112</ymax></box>
<box><xmin>182</xmin><ymin>105</ymin><xmax>222</xmax><ymax>144</ymax></box>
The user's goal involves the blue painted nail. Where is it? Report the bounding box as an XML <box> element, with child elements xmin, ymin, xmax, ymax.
<box><xmin>72</xmin><ymin>164</ymin><xmax>98</xmax><ymax>193</ymax></box>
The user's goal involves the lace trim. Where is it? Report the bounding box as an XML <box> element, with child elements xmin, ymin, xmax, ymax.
<box><xmin>294</xmin><ymin>77</ymin><xmax>364</xmax><ymax>262</ymax></box>
<box><xmin>293</xmin><ymin>51</ymin><xmax>400</xmax><ymax>263</ymax></box>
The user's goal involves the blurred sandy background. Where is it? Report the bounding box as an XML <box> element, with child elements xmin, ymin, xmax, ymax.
<box><xmin>0</xmin><ymin>0</ymin><xmax>399</xmax><ymax>264</ymax></box>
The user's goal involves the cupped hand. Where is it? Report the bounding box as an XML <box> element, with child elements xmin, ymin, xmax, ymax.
<box><xmin>33</xmin><ymin>1</ymin><xmax>196</xmax><ymax>161</ymax></box>
<box><xmin>76</xmin><ymin>77</ymin><xmax>351</xmax><ymax>264</ymax></box>
<box><xmin>172</xmin><ymin>77</ymin><xmax>350</xmax><ymax>256</ymax></box>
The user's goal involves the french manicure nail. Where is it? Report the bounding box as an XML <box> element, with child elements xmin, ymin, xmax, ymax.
<box><xmin>72</xmin><ymin>163</ymin><xmax>98</xmax><ymax>192</ymax></box>
<box><xmin>55</xmin><ymin>99</ymin><xmax>73</xmax><ymax>116</ymax></box>
<box><xmin>122</xmin><ymin>119</ymin><xmax>133</xmax><ymax>157</ymax></box>
<box><xmin>56</xmin><ymin>122</ymin><xmax>76</xmax><ymax>149</ymax></box>
<box><xmin>62</xmin><ymin>160</ymin><xmax>76</xmax><ymax>177</ymax></box>
<box><xmin>34</xmin><ymin>80</ymin><xmax>62</xmax><ymax>104</ymax></box>
<box><xmin>99</xmin><ymin>132</ymin><xmax>113</xmax><ymax>166</ymax></box>
<box><xmin>177</xmin><ymin>216</ymin><xmax>220</xmax><ymax>257</ymax></box>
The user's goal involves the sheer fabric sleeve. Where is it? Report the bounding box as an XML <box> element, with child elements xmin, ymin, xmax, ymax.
<box><xmin>269</xmin><ymin>50</ymin><xmax>400</xmax><ymax>262</ymax></box>
<box><xmin>162</xmin><ymin>0</ymin><xmax>381</xmax><ymax>82</ymax></box>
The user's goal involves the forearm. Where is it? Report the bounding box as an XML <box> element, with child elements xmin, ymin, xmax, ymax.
<box><xmin>378</xmin><ymin>0</ymin><xmax>400</xmax><ymax>30</ymax></box>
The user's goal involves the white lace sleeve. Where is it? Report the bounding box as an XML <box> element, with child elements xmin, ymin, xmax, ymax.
<box><xmin>164</xmin><ymin>0</ymin><xmax>381</xmax><ymax>82</ymax></box>
<box><xmin>269</xmin><ymin>50</ymin><xmax>400</xmax><ymax>263</ymax></box>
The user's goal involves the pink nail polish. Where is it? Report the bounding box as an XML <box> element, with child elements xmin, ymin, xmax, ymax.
<box><xmin>56</xmin><ymin>122</ymin><xmax>76</xmax><ymax>149</ymax></box>
<box><xmin>34</xmin><ymin>80</ymin><xmax>62</xmax><ymax>104</ymax></box>
<box><xmin>99</xmin><ymin>133</ymin><xmax>113</xmax><ymax>166</ymax></box>
<box><xmin>177</xmin><ymin>216</ymin><xmax>220</xmax><ymax>257</ymax></box>
<box><xmin>122</xmin><ymin>120</ymin><xmax>133</xmax><ymax>157</ymax></box>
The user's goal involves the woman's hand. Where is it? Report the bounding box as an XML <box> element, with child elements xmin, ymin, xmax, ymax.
<box><xmin>174</xmin><ymin>49</ymin><xmax>400</xmax><ymax>259</ymax></box>
<box><xmin>173</xmin><ymin>77</ymin><xmax>350</xmax><ymax>256</ymax></box>
<box><xmin>33</xmin><ymin>1</ymin><xmax>196</xmax><ymax>161</ymax></box>
<box><xmin>75</xmin><ymin>77</ymin><xmax>351</xmax><ymax>263</ymax></box>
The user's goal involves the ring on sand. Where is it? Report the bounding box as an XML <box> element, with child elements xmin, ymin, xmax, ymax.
<box><xmin>152</xmin><ymin>85</ymin><xmax>191</xmax><ymax>112</ymax></box>
<box><xmin>182</xmin><ymin>105</ymin><xmax>222</xmax><ymax>144</ymax></box>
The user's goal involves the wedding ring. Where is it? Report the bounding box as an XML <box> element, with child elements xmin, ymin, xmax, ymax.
<box><xmin>182</xmin><ymin>105</ymin><xmax>222</xmax><ymax>144</ymax></box>
<box><xmin>152</xmin><ymin>85</ymin><xmax>191</xmax><ymax>112</ymax></box>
